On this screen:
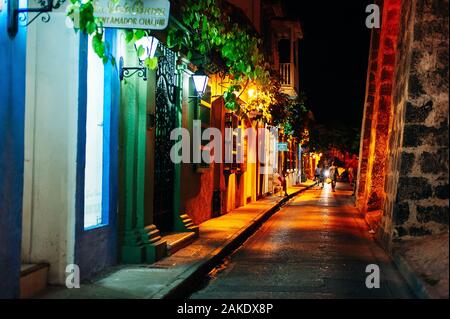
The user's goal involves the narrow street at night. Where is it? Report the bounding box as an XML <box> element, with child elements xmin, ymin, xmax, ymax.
<box><xmin>192</xmin><ymin>183</ymin><xmax>414</xmax><ymax>299</ymax></box>
<box><xmin>1</xmin><ymin>0</ymin><xmax>448</xmax><ymax>308</ymax></box>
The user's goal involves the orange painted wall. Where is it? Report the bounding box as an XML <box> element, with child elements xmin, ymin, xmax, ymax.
<box><xmin>181</xmin><ymin>163</ymin><xmax>215</xmax><ymax>224</ymax></box>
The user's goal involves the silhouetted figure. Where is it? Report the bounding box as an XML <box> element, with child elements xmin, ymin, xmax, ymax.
<box><xmin>329</xmin><ymin>161</ymin><xmax>339</xmax><ymax>192</ymax></box>
<box><xmin>278</xmin><ymin>169</ymin><xmax>288</xmax><ymax>196</ymax></box>
<box><xmin>315</xmin><ymin>164</ymin><xmax>324</xmax><ymax>188</ymax></box>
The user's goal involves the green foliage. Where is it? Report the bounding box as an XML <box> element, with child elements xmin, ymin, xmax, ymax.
<box><xmin>223</xmin><ymin>84</ymin><xmax>242</xmax><ymax>111</ymax></box>
<box><xmin>66</xmin><ymin>0</ymin><xmax>158</xmax><ymax>69</ymax></box>
<box><xmin>144</xmin><ymin>57</ymin><xmax>159</xmax><ymax>70</ymax></box>
<box><xmin>165</xmin><ymin>0</ymin><xmax>283</xmax><ymax>122</ymax></box>
<box><xmin>66</xmin><ymin>0</ymin><xmax>313</xmax><ymax>137</ymax></box>
<box><xmin>270</xmin><ymin>92</ymin><xmax>312</xmax><ymax>141</ymax></box>
<box><xmin>167</xmin><ymin>0</ymin><xmax>271</xmax><ymax>86</ymax></box>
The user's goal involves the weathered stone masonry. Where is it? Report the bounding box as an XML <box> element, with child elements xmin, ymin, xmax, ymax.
<box><xmin>356</xmin><ymin>7</ymin><xmax>382</xmax><ymax>211</ymax></box>
<box><xmin>357</xmin><ymin>0</ymin><xmax>449</xmax><ymax>249</ymax></box>
<box><xmin>357</xmin><ymin>0</ymin><xmax>402</xmax><ymax>219</ymax></box>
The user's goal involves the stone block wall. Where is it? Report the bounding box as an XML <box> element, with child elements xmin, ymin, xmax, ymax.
<box><xmin>380</xmin><ymin>0</ymin><xmax>449</xmax><ymax>246</ymax></box>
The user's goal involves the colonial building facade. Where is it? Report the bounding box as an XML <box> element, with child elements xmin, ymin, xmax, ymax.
<box><xmin>0</xmin><ymin>0</ymin><xmax>305</xmax><ymax>298</ymax></box>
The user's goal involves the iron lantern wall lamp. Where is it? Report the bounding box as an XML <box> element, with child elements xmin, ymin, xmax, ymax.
<box><xmin>192</xmin><ymin>68</ymin><xmax>209</xmax><ymax>98</ymax></box>
<box><xmin>119</xmin><ymin>36</ymin><xmax>160</xmax><ymax>82</ymax></box>
<box><xmin>189</xmin><ymin>68</ymin><xmax>209</xmax><ymax>119</ymax></box>
<box><xmin>7</xmin><ymin>0</ymin><xmax>66</xmax><ymax>37</ymax></box>
<box><xmin>189</xmin><ymin>68</ymin><xmax>209</xmax><ymax>122</ymax></box>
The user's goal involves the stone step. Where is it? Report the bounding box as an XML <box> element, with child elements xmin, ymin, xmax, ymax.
<box><xmin>144</xmin><ymin>224</ymin><xmax>163</xmax><ymax>244</ymax></box>
<box><xmin>184</xmin><ymin>221</ymin><xmax>195</xmax><ymax>228</ymax></box>
<box><xmin>20</xmin><ymin>263</ymin><xmax>49</xmax><ymax>299</ymax></box>
<box><xmin>163</xmin><ymin>232</ymin><xmax>197</xmax><ymax>256</ymax></box>
<box><xmin>179</xmin><ymin>214</ymin><xmax>200</xmax><ymax>235</ymax></box>
<box><xmin>188</xmin><ymin>225</ymin><xmax>200</xmax><ymax>236</ymax></box>
<box><xmin>180</xmin><ymin>214</ymin><xmax>192</xmax><ymax>223</ymax></box>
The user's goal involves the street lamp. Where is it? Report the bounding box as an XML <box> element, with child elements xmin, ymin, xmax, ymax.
<box><xmin>190</xmin><ymin>67</ymin><xmax>209</xmax><ymax>172</ymax></box>
<box><xmin>192</xmin><ymin>68</ymin><xmax>209</xmax><ymax>97</ymax></box>
<box><xmin>247</xmin><ymin>88</ymin><xmax>256</xmax><ymax>98</ymax></box>
<box><xmin>134</xmin><ymin>36</ymin><xmax>159</xmax><ymax>61</ymax></box>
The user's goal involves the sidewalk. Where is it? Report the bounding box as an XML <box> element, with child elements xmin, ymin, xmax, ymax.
<box><xmin>36</xmin><ymin>181</ymin><xmax>316</xmax><ymax>299</ymax></box>
<box><xmin>391</xmin><ymin>233</ymin><xmax>449</xmax><ymax>299</ymax></box>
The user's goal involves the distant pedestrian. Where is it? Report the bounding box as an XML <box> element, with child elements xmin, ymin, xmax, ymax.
<box><xmin>316</xmin><ymin>164</ymin><xmax>325</xmax><ymax>188</ymax></box>
<box><xmin>278</xmin><ymin>169</ymin><xmax>288</xmax><ymax>197</ymax></box>
<box><xmin>314</xmin><ymin>165</ymin><xmax>322</xmax><ymax>186</ymax></box>
<box><xmin>348</xmin><ymin>166</ymin><xmax>354</xmax><ymax>186</ymax></box>
<box><xmin>329</xmin><ymin>161</ymin><xmax>339</xmax><ymax>192</ymax></box>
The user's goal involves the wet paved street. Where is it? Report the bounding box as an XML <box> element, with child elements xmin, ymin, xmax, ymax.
<box><xmin>191</xmin><ymin>183</ymin><xmax>414</xmax><ymax>299</ymax></box>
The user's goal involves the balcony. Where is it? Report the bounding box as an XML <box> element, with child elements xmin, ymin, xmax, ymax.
<box><xmin>279</xmin><ymin>63</ymin><xmax>298</xmax><ymax>97</ymax></box>
<box><xmin>279</xmin><ymin>63</ymin><xmax>293</xmax><ymax>86</ymax></box>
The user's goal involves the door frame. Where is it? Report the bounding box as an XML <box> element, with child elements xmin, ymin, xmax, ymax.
<box><xmin>74</xmin><ymin>30</ymin><xmax>120</xmax><ymax>280</ymax></box>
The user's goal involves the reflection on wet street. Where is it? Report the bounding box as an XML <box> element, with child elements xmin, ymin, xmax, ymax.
<box><xmin>191</xmin><ymin>183</ymin><xmax>414</xmax><ymax>299</ymax></box>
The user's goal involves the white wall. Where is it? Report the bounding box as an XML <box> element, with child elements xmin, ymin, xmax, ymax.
<box><xmin>84</xmin><ymin>36</ymin><xmax>105</xmax><ymax>228</ymax></box>
<box><xmin>22</xmin><ymin>10</ymin><xmax>79</xmax><ymax>284</ymax></box>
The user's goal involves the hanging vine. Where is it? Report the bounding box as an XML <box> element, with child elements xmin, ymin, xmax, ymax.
<box><xmin>66</xmin><ymin>0</ymin><xmax>158</xmax><ymax>69</ymax></box>
<box><xmin>166</xmin><ymin>0</ymin><xmax>274</xmax><ymax>115</ymax></box>
<box><xmin>66</xmin><ymin>0</ymin><xmax>310</xmax><ymax>129</ymax></box>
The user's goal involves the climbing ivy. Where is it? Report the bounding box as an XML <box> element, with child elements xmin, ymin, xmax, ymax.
<box><xmin>166</xmin><ymin>0</ymin><xmax>273</xmax><ymax>115</ymax></box>
<box><xmin>167</xmin><ymin>0</ymin><xmax>270</xmax><ymax>81</ymax></box>
<box><xmin>66</xmin><ymin>0</ymin><xmax>310</xmax><ymax>130</ymax></box>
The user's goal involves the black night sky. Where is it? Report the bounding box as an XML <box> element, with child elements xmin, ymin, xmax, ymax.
<box><xmin>283</xmin><ymin>0</ymin><xmax>372</xmax><ymax>129</ymax></box>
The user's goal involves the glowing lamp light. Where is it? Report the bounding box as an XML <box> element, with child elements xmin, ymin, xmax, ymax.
<box><xmin>192</xmin><ymin>68</ymin><xmax>209</xmax><ymax>97</ymax></box>
<box><xmin>135</xmin><ymin>36</ymin><xmax>159</xmax><ymax>61</ymax></box>
<box><xmin>248</xmin><ymin>88</ymin><xmax>256</xmax><ymax>98</ymax></box>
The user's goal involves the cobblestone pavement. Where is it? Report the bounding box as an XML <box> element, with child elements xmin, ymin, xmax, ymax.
<box><xmin>191</xmin><ymin>183</ymin><xmax>415</xmax><ymax>299</ymax></box>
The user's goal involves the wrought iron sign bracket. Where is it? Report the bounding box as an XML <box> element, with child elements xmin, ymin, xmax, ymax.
<box><xmin>7</xmin><ymin>0</ymin><xmax>66</xmax><ymax>37</ymax></box>
<box><xmin>119</xmin><ymin>57</ymin><xmax>148</xmax><ymax>81</ymax></box>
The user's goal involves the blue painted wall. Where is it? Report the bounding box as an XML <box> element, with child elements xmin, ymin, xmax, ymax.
<box><xmin>0</xmin><ymin>4</ymin><xmax>27</xmax><ymax>298</ymax></box>
<box><xmin>75</xmin><ymin>30</ymin><xmax>120</xmax><ymax>280</ymax></box>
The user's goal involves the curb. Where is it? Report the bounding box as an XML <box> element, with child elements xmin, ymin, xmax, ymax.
<box><xmin>355</xmin><ymin>200</ymin><xmax>436</xmax><ymax>299</ymax></box>
<box><xmin>391</xmin><ymin>250</ymin><xmax>438</xmax><ymax>299</ymax></box>
<box><xmin>154</xmin><ymin>183</ymin><xmax>316</xmax><ymax>299</ymax></box>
